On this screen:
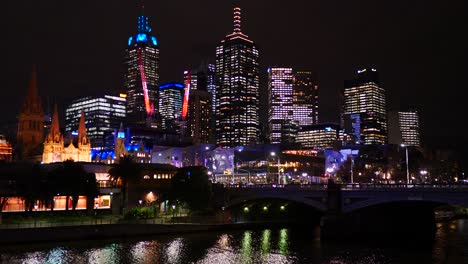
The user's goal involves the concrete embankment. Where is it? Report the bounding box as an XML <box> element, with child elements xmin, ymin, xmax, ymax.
<box><xmin>0</xmin><ymin>221</ymin><xmax>291</xmax><ymax>244</ymax></box>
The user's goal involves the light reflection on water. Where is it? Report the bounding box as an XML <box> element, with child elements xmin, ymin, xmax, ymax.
<box><xmin>0</xmin><ymin>219</ymin><xmax>466</xmax><ymax>264</ymax></box>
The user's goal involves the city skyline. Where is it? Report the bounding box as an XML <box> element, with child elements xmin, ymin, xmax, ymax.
<box><xmin>3</xmin><ymin>1</ymin><xmax>466</xmax><ymax>165</ymax></box>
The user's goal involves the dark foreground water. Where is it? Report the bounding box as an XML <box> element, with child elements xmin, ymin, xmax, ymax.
<box><xmin>0</xmin><ymin>219</ymin><xmax>467</xmax><ymax>264</ymax></box>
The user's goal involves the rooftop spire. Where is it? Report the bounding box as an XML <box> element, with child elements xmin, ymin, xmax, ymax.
<box><xmin>137</xmin><ymin>0</ymin><xmax>151</xmax><ymax>33</ymax></box>
<box><xmin>22</xmin><ymin>65</ymin><xmax>43</xmax><ymax>114</ymax></box>
<box><xmin>50</xmin><ymin>104</ymin><xmax>60</xmax><ymax>136</ymax></box>
<box><xmin>233</xmin><ymin>7</ymin><xmax>242</xmax><ymax>33</ymax></box>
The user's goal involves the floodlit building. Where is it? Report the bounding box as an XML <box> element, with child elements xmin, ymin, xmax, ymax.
<box><xmin>0</xmin><ymin>135</ymin><xmax>12</xmax><ymax>161</ymax></box>
<box><xmin>296</xmin><ymin>123</ymin><xmax>341</xmax><ymax>149</ymax></box>
<box><xmin>42</xmin><ymin>106</ymin><xmax>91</xmax><ymax>163</ymax></box>
<box><xmin>65</xmin><ymin>95</ymin><xmax>126</xmax><ymax>150</ymax></box>
<box><xmin>388</xmin><ymin>110</ymin><xmax>421</xmax><ymax>146</ymax></box>
<box><xmin>159</xmin><ymin>82</ymin><xmax>184</xmax><ymax>130</ymax></box>
<box><xmin>215</xmin><ymin>7</ymin><xmax>260</xmax><ymax>147</ymax></box>
<box><xmin>342</xmin><ymin>68</ymin><xmax>388</xmax><ymax>145</ymax></box>
<box><xmin>124</xmin><ymin>8</ymin><xmax>160</xmax><ymax>128</ymax></box>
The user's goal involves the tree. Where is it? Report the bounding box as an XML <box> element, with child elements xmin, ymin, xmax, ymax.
<box><xmin>49</xmin><ymin>160</ymin><xmax>89</xmax><ymax>210</ymax></box>
<box><xmin>108</xmin><ymin>155</ymin><xmax>141</xmax><ymax>214</ymax></box>
<box><xmin>169</xmin><ymin>166</ymin><xmax>213</xmax><ymax>212</ymax></box>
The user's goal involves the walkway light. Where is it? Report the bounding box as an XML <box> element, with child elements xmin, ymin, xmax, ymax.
<box><xmin>244</xmin><ymin>207</ymin><xmax>249</xmax><ymax>212</ymax></box>
<box><xmin>263</xmin><ymin>206</ymin><xmax>268</xmax><ymax>211</ymax></box>
<box><xmin>280</xmin><ymin>205</ymin><xmax>285</xmax><ymax>210</ymax></box>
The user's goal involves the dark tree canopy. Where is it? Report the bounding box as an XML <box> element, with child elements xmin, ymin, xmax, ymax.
<box><xmin>169</xmin><ymin>166</ymin><xmax>212</xmax><ymax>212</ymax></box>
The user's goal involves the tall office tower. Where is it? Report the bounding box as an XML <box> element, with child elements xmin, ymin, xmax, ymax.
<box><xmin>268</xmin><ymin>68</ymin><xmax>294</xmax><ymax>144</ymax></box>
<box><xmin>186</xmin><ymin>90</ymin><xmax>212</xmax><ymax>144</ymax></box>
<box><xmin>16</xmin><ymin>66</ymin><xmax>44</xmax><ymax>160</ymax></box>
<box><xmin>388</xmin><ymin>110</ymin><xmax>421</xmax><ymax>146</ymax></box>
<box><xmin>124</xmin><ymin>8</ymin><xmax>160</xmax><ymax>128</ymax></box>
<box><xmin>159</xmin><ymin>82</ymin><xmax>184</xmax><ymax>130</ymax></box>
<box><xmin>65</xmin><ymin>95</ymin><xmax>126</xmax><ymax>150</ymax></box>
<box><xmin>205</xmin><ymin>64</ymin><xmax>216</xmax><ymax>143</ymax></box>
<box><xmin>343</xmin><ymin>68</ymin><xmax>387</xmax><ymax>145</ymax></box>
<box><xmin>293</xmin><ymin>71</ymin><xmax>319</xmax><ymax>125</ymax></box>
<box><xmin>215</xmin><ymin>7</ymin><xmax>260</xmax><ymax>147</ymax></box>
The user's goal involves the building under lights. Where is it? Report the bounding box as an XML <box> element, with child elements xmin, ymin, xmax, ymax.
<box><xmin>268</xmin><ymin>68</ymin><xmax>294</xmax><ymax>144</ymax></box>
<box><xmin>293</xmin><ymin>70</ymin><xmax>319</xmax><ymax>126</ymax></box>
<box><xmin>296</xmin><ymin>123</ymin><xmax>342</xmax><ymax>149</ymax></box>
<box><xmin>186</xmin><ymin>90</ymin><xmax>212</xmax><ymax>144</ymax></box>
<box><xmin>342</xmin><ymin>68</ymin><xmax>388</xmax><ymax>145</ymax></box>
<box><xmin>0</xmin><ymin>135</ymin><xmax>13</xmax><ymax>161</ymax></box>
<box><xmin>124</xmin><ymin>8</ymin><xmax>160</xmax><ymax>128</ymax></box>
<box><xmin>388</xmin><ymin>110</ymin><xmax>421</xmax><ymax>146</ymax></box>
<box><xmin>159</xmin><ymin>83</ymin><xmax>184</xmax><ymax>130</ymax></box>
<box><xmin>215</xmin><ymin>7</ymin><xmax>260</xmax><ymax>147</ymax></box>
<box><xmin>43</xmin><ymin>105</ymin><xmax>91</xmax><ymax>164</ymax></box>
<box><xmin>268</xmin><ymin>68</ymin><xmax>320</xmax><ymax>144</ymax></box>
<box><xmin>65</xmin><ymin>95</ymin><xmax>126</xmax><ymax>150</ymax></box>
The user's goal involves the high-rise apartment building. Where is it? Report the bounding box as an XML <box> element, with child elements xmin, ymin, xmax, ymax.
<box><xmin>65</xmin><ymin>95</ymin><xmax>126</xmax><ymax>150</ymax></box>
<box><xmin>342</xmin><ymin>68</ymin><xmax>387</xmax><ymax>145</ymax></box>
<box><xmin>124</xmin><ymin>9</ymin><xmax>160</xmax><ymax>128</ymax></box>
<box><xmin>293</xmin><ymin>71</ymin><xmax>319</xmax><ymax>126</ymax></box>
<box><xmin>388</xmin><ymin>110</ymin><xmax>421</xmax><ymax>146</ymax></box>
<box><xmin>159</xmin><ymin>82</ymin><xmax>184</xmax><ymax>130</ymax></box>
<box><xmin>268</xmin><ymin>68</ymin><xmax>294</xmax><ymax>144</ymax></box>
<box><xmin>215</xmin><ymin>7</ymin><xmax>260</xmax><ymax>147</ymax></box>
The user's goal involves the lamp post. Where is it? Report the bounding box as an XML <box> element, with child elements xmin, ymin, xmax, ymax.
<box><xmin>270</xmin><ymin>152</ymin><xmax>281</xmax><ymax>185</ymax></box>
<box><xmin>350</xmin><ymin>154</ymin><xmax>354</xmax><ymax>184</ymax></box>
<box><xmin>401</xmin><ymin>144</ymin><xmax>409</xmax><ymax>185</ymax></box>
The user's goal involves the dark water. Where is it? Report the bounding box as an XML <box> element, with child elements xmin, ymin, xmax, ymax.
<box><xmin>0</xmin><ymin>219</ymin><xmax>467</xmax><ymax>264</ymax></box>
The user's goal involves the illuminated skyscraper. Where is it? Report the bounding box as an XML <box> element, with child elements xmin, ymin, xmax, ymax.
<box><xmin>268</xmin><ymin>68</ymin><xmax>319</xmax><ymax>143</ymax></box>
<box><xmin>293</xmin><ymin>71</ymin><xmax>319</xmax><ymax>126</ymax></box>
<box><xmin>65</xmin><ymin>95</ymin><xmax>126</xmax><ymax>150</ymax></box>
<box><xmin>268</xmin><ymin>68</ymin><xmax>294</xmax><ymax>144</ymax></box>
<box><xmin>159</xmin><ymin>82</ymin><xmax>184</xmax><ymax>130</ymax></box>
<box><xmin>186</xmin><ymin>90</ymin><xmax>212</xmax><ymax>144</ymax></box>
<box><xmin>215</xmin><ymin>7</ymin><xmax>260</xmax><ymax>147</ymax></box>
<box><xmin>342</xmin><ymin>68</ymin><xmax>387</xmax><ymax>145</ymax></box>
<box><xmin>124</xmin><ymin>8</ymin><xmax>160</xmax><ymax>128</ymax></box>
<box><xmin>388</xmin><ymin>110</ymin><xmax>421</xmax><ymax>146</ymax></box>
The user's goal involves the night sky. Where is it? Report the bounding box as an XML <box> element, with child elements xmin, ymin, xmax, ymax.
<box><xmin>3</xmin><ymin>1</ymin><xmax>467</xmax><ymax>168</ymax></box>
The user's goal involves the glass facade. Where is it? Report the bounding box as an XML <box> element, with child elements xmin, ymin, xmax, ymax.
<box><xmin>343</xmin><ymin>68</ymin><xmax>387</xmax><ymax>145</ymax></box>
<box><xmin>159</xmin><ymin>83</ymin><xmax>183</xmax><ymax>130</ymax></box>
<box><xmin>124</xmin><ymin>15</ymin><xmax>160</xmax><ymax>128</ymax></box>
<box><xmin>398</xmin><ymin>111</ymin><xmax>420</xmax><ymax>146</ymax></box>
<box><xmin>296</xmin><ymin>124</ymin><xmax>341</xmax><ymax>149</ymax></box>
<box><xmin>293</xmin><ymin>71</ymin><xmax>319</xmax><ymax>126</ymax></box>
<box><xmin>65</xmin><ymin>95</ymin><xmax>126</xmax><ymax>150</ymax></box>
<box><xmin>215</xmin><ymin>7</ymin><xmax>260</xmax><ymax>147</ymax></box>
<box><xmin>268</xmin><ymin>68</ymin><xmax>294</xmax><ymax>144</ymax></box>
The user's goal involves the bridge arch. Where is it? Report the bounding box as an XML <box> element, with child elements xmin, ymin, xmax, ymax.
<box><xmin>343</xmin><ymin>195</ymin><xmax>468</xmax><ymax>213</ymax></box>
<box><xmin>226</xmin><ymin>193</ymin><xmax>327</xmax><ymax>212</ymax></box>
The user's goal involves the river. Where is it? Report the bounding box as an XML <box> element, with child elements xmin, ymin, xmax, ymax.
<box><xmin>0</xmin><ymin>219</ymin><xmax>467</xmax><ymax>264</ymax></box>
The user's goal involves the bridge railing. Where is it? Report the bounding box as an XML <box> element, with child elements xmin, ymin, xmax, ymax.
<box><xmin>340</xmin><ymin>183</ymin><xmax>468</xmax><ymax>190</ymax></box>
<box><xmin>224</xmin><ymin>183</ymin><xmax>468</xmax><ymax>191</ymax></box>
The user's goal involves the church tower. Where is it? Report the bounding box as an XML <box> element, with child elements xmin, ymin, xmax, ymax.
<box><xmin>42</xmin><ymin>104</ymin><xmax>64</xmax><ymax>163</ymax></box>
<box><xmin>115</xmin><ymin>123</ymin><xmax>128</xmax><ymax>159</ymax></box>
<box><xmin>17</xmin><ymin>66</ymin><xmax>44</xmax><ymax>160</ymax></box>
<box><xmin>77</xmin><ymin>111</ymin><xmax>91</xmax><ymax>162</ymax></box>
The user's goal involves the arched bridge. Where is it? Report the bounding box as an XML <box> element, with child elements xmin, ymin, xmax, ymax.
<box><xmin>223</xmin><ymin>184</ymin><xmax>468</xmax><ymax>213</ymax></box>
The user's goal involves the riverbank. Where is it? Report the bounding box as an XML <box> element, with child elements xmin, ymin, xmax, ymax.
<box><xmin>0</xmin><ymin>220</ymin><xmax>293</xmax><ymax>244</ymax></box>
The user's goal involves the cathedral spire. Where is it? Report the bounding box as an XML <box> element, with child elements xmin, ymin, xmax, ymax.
<box><xmin>78</xmin><ymin>111</ymin><xmax>87</xmax><ymax>142</ymax></box>
<box><xmin>50</xmin><ymin>104</ymin><xmax>60</xmax><ymax>137</ymax></box>
<box><xmin>22</xmin><ymin>65</ymin><xmax>43</xmax><ymax>114</ymax></box>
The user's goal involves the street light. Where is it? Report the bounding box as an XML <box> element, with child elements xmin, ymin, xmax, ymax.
<box><xmin>401</xmin><ymin>144</ymin><xmax>409</xmax><ymax>184</ymax></box>
<box><xmin>270</xmin><ymin>152</ymin><xmax>281</xmax><ymax>185</ymax></box>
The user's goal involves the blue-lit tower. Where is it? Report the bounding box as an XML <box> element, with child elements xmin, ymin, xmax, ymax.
<box><xmin>124</xmin><ymin>6</ymin><xmax>160</xmax><ymax>128</ymax></box>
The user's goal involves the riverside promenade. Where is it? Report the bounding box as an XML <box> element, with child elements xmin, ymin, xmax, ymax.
<box><xmin>0</xmin><ymin>218</ymin><xmax>290</xmax><ymax>244</ymax></box>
